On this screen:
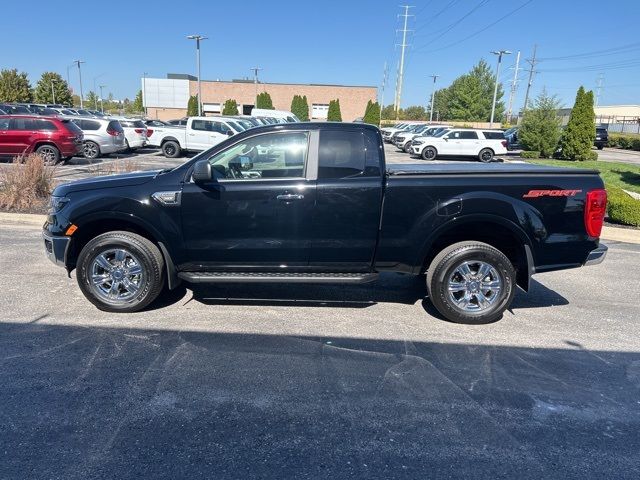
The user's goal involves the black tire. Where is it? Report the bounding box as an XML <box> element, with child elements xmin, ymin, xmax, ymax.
<box><xmin>597</xmin><ymin>144</ymin><xmax>604</xmax><ymax>150</ymax></box>
<box><xmin>83</xmin><ymin>141</ymin><xmax>101</xmax><ymax>159</ymax></box>
<box><xmin>76</xmin><ymin>231</ymin><xmax>165</xmax><ymax>313</ymax></box>
<box><xmin>125</xmin><ymin>139</ymin><xmax>131</xmax><ymax>152</ymax></box>
<box><xmin>421</xmin><ymin>146</ymin><xmax>437</xmax><ymax>161</ymax></box>
<box><xmin>478</xmin><ymin>148</ymin><xmax>494</xmax><ymax>163</ymax></box>
<box><xmin>36</xmin><ymin>145</ymin><xmax>60</xmax><ymax>165</ymax></box>
<box><xmin>162</xmin><ymin>141</ymin><xmax>181</xmax><ymax>158</ymax></box>
<box><xmin>426</xmin><ymin>241</ymin><xmax>515</xmax><ymax>324</ymax></box>
<box><xmin>403</xmin><ymin>142</ymin><xmax>412</xmax><ymax>153</ymax></box>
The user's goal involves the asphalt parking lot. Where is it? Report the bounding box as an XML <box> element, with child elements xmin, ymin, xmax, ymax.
<box><xmin>1</xmin><ymin>214</ymin><xmax>639</xmax><ymax>478</ymax></box>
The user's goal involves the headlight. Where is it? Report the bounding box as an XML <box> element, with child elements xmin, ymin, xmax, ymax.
<box><xmin>48</xmin><ymin>196</ymin><xmax>69</xmax><ymax>214</ymax></box>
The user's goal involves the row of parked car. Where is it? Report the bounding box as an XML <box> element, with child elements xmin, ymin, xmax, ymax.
<box><xmin>0</xmin><ymin>105</ymin><xmax>301</xmax><ymax>164</ymax></box>
<box><xmin>381</xmin><ymin>122</ymin><xmax>508</xmax><ymax>162</ymax></box>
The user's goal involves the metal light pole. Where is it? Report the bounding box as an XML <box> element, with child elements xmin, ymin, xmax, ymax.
<box><xmin>187</xmin><ymin>35</ymin><xmax>208</xmax><ymax>116</ymax></box>
<box><xmin>51</xmin><ymin>81</ymin><xmax>56</xmax><ymax>104</ymax></box>
<box><xmin>428</xmin><ymin>75</ymin><xmax>439</xmax><ymax>122</ymax></box>
<box><xmin>489</xmin><ymin>50</ymin><xmax>511</xmax><ymax>127</ymax></box>
<box><xmin>93</xmin><ymin>73</ymin><xmax>106</xmax><ymax>110</ymax></box>
<box><xmin>99</xmin><ymin>85</ymin><xmax>106</xmax><ymax>113</ymax></box>
<box><xmin>250</xmin><ymin>67</ymin><xmax>262</xmax><ymax>106</ymax></box>
<box><xmin>73</xmin><ymin>60</ymin><xmax>85</xmax><ymax>108</ymax></box>
<box><xmin>142</xmin><ymin>72</ymin><xmax>148</xmax><ymax>117</ymax></box>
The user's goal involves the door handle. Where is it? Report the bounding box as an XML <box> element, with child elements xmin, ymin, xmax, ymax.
<box><xmin>277</xmin><ymin>193</ymin><xmax>304</xmax><ymax>201</ymax></box>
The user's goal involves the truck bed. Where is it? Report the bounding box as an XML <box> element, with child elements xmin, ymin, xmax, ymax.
<box><xmin>386</xmin><ymin>162</ymin><xmax>598</xmax><ymax>176</ymax></box>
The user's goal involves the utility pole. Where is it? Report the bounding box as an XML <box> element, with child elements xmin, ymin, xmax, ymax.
<box><xmin>73</xmin><ymin>60</ymin><xmax>85</xmax><ymax>108</ymax></box>
<box><xmin>394</xmin><ymin>5</ymin><xmax>414</xmax><ymax>120</ymax></box>
<box><xmin>428</xmin><ymin>75</ymin><xmax>439</xmax><ymax>122</ymax></box>
<box><xmin>250</xmin><ymin>67</ymin><xmax>262</xmax><ymax>106</ymax></box>
<box><xmin>522</xmin><ymin>44</ymin><xmax>538</xmax><ymax>112</ymax></box>
<box><xmin>506</xmin><ymin>50</ymin><xmax>520</xmax><ymax>124</ymax></box>
<box><xmin>142</xmin><ymin>72</ymin><xmax>148</xmax><ymax>116</ymax></box>
<box><xmin>595</xmin><ymin>73</ymin><xmax>604</xmax><ymax>107</ymax></box>
<box><xmin>51</xmin><ymin>81</ymin><xmax>56</xmax><ymax>104</ymax></box>
<box><xmin>490</xmin><ymin>50</ymin><xmax>511</xmax><ymax>127</ymax></box>
<box><xmin>187</xmin><ymin>35</ymin><xmax>208</xmax><ymax>116</ymax></box>
<box><xmin>99</xmin><ymin>85</ymin><xmax>106</xmax><ymax>113</ymax></box>
<box><xmin>379</xmin><ymin>62</ymin><xmax>388</xmax><ymax>124</ymax></box>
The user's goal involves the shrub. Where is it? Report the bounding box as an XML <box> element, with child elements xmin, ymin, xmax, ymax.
<box><xmin>290</xmin><ymin>95</ymin><xmax>309</xmax><ymax>121</ymax></box>
<box><xmin>520</xmin><ymin>151</ymin><xmax>541</xmax><ymax>159</ymax></box>
<box><xmin>632</xmin><ymin>139</ymin><xmax>640</xmax><ymax>151</ymax></box>
<box><xmin>327</xmin><ymin>99</ymin><xmax>342</xmax><ymax>122</ymax></box>
<box><xmin>558</xmin><ymin>86</ymin><xmax>596</xmax><ymax>160</ymax></box>
<box><xmin>222</xmin><ymin>99</ymin><xmax>239</xmax><ymax>115</ymax></box>
<box><xmin>256</xmin><ymin>92</ymin><xmax>274</xmax><ymax>109</ymax></box>
<box><xmin>187</xmin><ymin>95</ymin><xmax>199</xmax><ymax>116</ymax></box>
<box><xmin>0</xmin><ymin>154</ymin><xmax>55</xmax><ymax>211</ymax></box>
<box><xmin>518</xmin><ymin>89</ymin><xmax>562</xmax><ymax>158</ymax></box>
<box><xmin>363</xmin><ymin>100</ymin><xmax>381</xmax><ymax>126</ymax></box>
<box><xmin>607</xmin><ymin>187</ymin><xmax>640</xmax><ymax>227</ymax></box>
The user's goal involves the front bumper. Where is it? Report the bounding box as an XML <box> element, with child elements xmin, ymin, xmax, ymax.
<box><xmin>584</xmin><ymin>244</ymin><xmax>608</xmax><ymax>266</ymax></box>
<box><xmin>43</xmin><ymin>231</ymin><xmax>70</xmax><ymax>267</ymax></box>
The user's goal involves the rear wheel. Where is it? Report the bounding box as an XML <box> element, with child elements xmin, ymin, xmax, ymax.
<box><xmin>83</xmin><ymin>141</ymin><xmax>100</xmax><ymax>159</ymax></box>
<box><xmin>162</xmin><ymin>141</ymin><xmax>181</xmax><ymax>158</ymax></box>
<box><xmin>478</xmin><ymin>148</ymin><xmax>494</xmax><ymax>163</ymax></box>
<box><xmin>421</xmin><ymin>146</ymin><xmax>437</xmax><ymax>161</ymax></box>
<box><xmin>426</xmin><ymin>241</ymin><xmax>515</xmax><ymax>324</ymax></box>
<box><xmin>76</xmin><ymin>231</ymin><xmax>165</xmax><ymax>313</ymax></box>
<box><xmin>36</xmin><ymin>145</ymin><xmax>60</xmax><ymax>165</ymax></box>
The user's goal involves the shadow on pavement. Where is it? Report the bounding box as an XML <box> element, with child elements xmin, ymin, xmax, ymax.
<box><xmin>1</xmin><ymin>320</ymin><xmax>638</xmax><ymax>479</ymax></box>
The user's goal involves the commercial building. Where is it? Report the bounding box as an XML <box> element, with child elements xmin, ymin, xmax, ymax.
<box><xmin>142</xmin><ymin>74</ymin><xmax>377</xmax><ymax>122</ymax></box>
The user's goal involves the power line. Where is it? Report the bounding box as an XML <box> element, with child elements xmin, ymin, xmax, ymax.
<box><xmin>412</xmin><ymin>0</ymin><xmax>461</xmax><ymax>35</ymax></box>
<box><xmin>412</xmin><ymin>0</ymin><xmax>490</xmax><ymax>52</ymax></box>
<box><xmin>417</xmin><ymin>0</ymin><xmax>533</xmax><ymax>54</ymax></box>
<box><xmin>537</xmin><ymin>41</ymin><xmax>640</xmax><ymax>62</ymax></box>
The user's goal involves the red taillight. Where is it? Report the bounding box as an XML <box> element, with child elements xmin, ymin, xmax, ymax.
<box><xmin>134</xmin><ymin>128</ymin><xmax>144</xmax><ymax>134</ymax></box>
<box><xmin>501</xmin><ymin>140</ymin><xmax>507</xmax><ymax>148</ymax></box>
<box><xmin>107</xmin><ymin>127</ymin><xmax>119</xmax><ymax>136</ymax></box>
<box><xmin>584</xmin><ymin>189</ymin><xmax>607</xmax><ymax>238</ymax></box>
<box><xmin>145</xmin><ymin>129</ymin><xmax>153</xmax><ymax>137</ymax></box>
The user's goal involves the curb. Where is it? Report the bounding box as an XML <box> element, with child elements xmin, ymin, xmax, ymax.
<box><xmin>0</xmin><ymin>211</ymin><xmax>639</xmax><ymax>244</ymax></box>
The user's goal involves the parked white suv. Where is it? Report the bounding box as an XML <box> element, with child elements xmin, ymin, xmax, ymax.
<box><xmin>111</xmin><ymin>117</ymin><xmax>148</xmax><ymax>151</ymax></box>
<box><xmin>394</xmin><ymin>124</ymin><xmax>451</xmax><ymax>153</ymax></box>
<box><xmin>411</xmin><ymin>128</ymin><xmax>507</xmax><ymax>162</ymax></box>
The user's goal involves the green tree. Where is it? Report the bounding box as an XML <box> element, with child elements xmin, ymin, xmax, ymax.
<box><xmin>327</xmin><ymin>99</ymin><xmax>342</xmax><ymax>122</ymax></box>
<box><xmin>442</xmin><ymin>60</ymin><xmax>504</xmax><ymax>122</ymax></box>
<box><xmin>403</xmin><ymin>105</ymin><xmax>427</xmax><ymax>121</ymax></box>
<box><xmin>222</xmin><ymin>99</ymin><xmax>239</xmax><ymax>115</ymax></box>
<box><xmin>0</xmin><ymin>69</ymin><xmax>33</xmax><ymax>102</ymax></box>
<box><xmin>558</xmin><ymin>86</ymin><xmax>596</xmax><ymax>161</ymax></box>
<box><xmin>187</xmin><ymin>95</ymin><xmax>199</xmax><ymax>116</ymax></box>
<box><xmin>131</xmin><ymin>90</ymin><xmax>144</xmax><ymax>113</ymax></box>
<box><xmin>256</xmin><ymin>91</ymin><xmax>274</xmax><ymax>109</ymax></box>
<box><xmin>518</xmin><ymin>89</ymin><xmax>563</xmax><ymax>158</ymax></box>
<box><xmin>381</xmin><ymin>104</ymin><xmax>396</xmax><ymax>120</ymax></box>
<box><xmin>86</xmin><ymin>91</ymin><xmax>100</xmax><ymax>110</ymax></box>
<box><xmin>33</xmin><ymin>72</ymin><xmax>73</xmax><ymax>105</ymax></box>
<box><xmin>290</xmin><ymin>95</ymin><xmax>309</xmax><ymax>121</ymax></box>
<box><xmin>363</xmin><ymin>100</ymin><xmax>381</xmax><ymax>125</ymax></box>
<box><xmin>427</xmin><ymin>86</ymin><xmax>451</xmax><ymax>121</ymax></box>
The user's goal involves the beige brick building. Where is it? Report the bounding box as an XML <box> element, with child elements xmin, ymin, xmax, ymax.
<box><xmin>143</xmin><ymin>74</ymin><xmax>377</xmax><ymax>122</ymax></box>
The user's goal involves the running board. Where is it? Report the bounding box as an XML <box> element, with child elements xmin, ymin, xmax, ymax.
<box><xmin>177</xmin><ymin>271</ymin><xmax>379</xmax><ymax>284</ymax></box>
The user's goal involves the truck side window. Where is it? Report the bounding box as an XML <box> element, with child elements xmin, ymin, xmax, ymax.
<box><xmin>318</xmin><ymin>130</ymin><xmax>365</xmax><ymax>179</ymax></box>
<box><xmin>206</xmin><ymin>131</ymin><xmax>308</xmax><ymax>180</ymax></box>
<box><xmin>364</xmin><ymin>130</ymin><xmax>381</xmax><ymax>177</ymax></box>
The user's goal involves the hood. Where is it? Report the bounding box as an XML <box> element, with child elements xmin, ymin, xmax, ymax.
<box><xmin>53</xmin><ymin>170</ymin><xmax>160</xmax><ymax>196</ymax></box>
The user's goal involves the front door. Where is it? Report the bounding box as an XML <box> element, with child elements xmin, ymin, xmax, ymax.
<box><xmin>180</xmin><ymin>130</ymin><xmax>316</xmax><ymax>270</ymax></box>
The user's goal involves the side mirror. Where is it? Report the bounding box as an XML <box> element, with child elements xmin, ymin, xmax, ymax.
<box><xmin>226</xmin><ymin>130</ymin><xmax>234</xmax><ymax>136</ymax></box>
<box><xmin>192</xmin><ymin>159</ymin><xmax>212</xmax><ymax>183</ymax></box>
<box><xmin>443</xmin><ymin>136</ymin><xmax>449</xmax><ymax>141</ymax></box>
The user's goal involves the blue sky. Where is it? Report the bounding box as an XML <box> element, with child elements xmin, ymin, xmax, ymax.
<box><xmin>4</xmin><ymin>0</ymin><xmax>639</xmax><ymax>109</ymax></box>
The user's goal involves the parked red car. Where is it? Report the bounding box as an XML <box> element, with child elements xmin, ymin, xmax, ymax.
<box><xmin>0</xmin><ymin>115</ymin><xmax>84</xmax><ymax>164</ymax></box>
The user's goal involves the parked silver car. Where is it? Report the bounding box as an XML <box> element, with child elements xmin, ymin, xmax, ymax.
<box><xmin>63</xmin><ymin>116</ymin><xmax>126</xmax><ymax>159</ymax></box>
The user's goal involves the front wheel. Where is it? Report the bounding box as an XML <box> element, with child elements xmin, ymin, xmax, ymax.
<box><xmin>76</xmin><ymin>231</ymin><xmax>165</xmax><ymax>313</ymax></box>
<box><xmin>403</xmin><ymin>142</ymin><xmax>412</xmax><ymax>153</ymax></box>
<box><xmin>478</xmin><ymin>148</ymin><xmax>494</xmax><ymax>163</ymax></box>
<box><xmin>421</xmin><ymin>146</ymin><xmax>437</xmax><ymax>161</ymax></box>
<box><xmin>426</xmin><ymin>241</ymin><xmax>515</xmax><ymax>324</ymax></box>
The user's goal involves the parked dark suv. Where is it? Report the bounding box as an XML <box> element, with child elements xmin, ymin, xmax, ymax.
<box><xmin>595</xmin><ymin>126</ymin><xmax>608</xmax><ymax>150</ymax></box>
<box><xmin>0</xmin><ymin>115</ymin><xmax>84</xmax><ymax>164</ymax></box>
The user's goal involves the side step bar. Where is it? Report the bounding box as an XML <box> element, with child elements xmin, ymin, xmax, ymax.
<box><xmin>177</xmin><ymin>271</ymin><xmax>379</xmax><ymax>284</ymax></box>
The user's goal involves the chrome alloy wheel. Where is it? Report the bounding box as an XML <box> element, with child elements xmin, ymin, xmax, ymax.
<box><xmin>89</xmin><ymin>248</ymin><xmax>145</xmax><ymax>304</ymax></box>
<box><xmin>447</xmin><ymin>260</ymin><xmax>502</xmax><ymax>312</ymax></box>
<box><xmin>38</xmin><ymin>146</ymin><xmax>57</xmax><ymax>164</ymax></box>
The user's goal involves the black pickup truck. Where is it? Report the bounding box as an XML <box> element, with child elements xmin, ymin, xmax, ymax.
<box><xmin>43</xmin><ymin>123</ymin><xmax>608</xmax><ymax>324</ymax></box>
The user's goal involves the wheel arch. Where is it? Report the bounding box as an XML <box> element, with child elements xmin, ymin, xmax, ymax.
<box><xmin>418</xmin><ymin>214</ymin><xmax>534</xmax><ymax>291</ymax></box>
